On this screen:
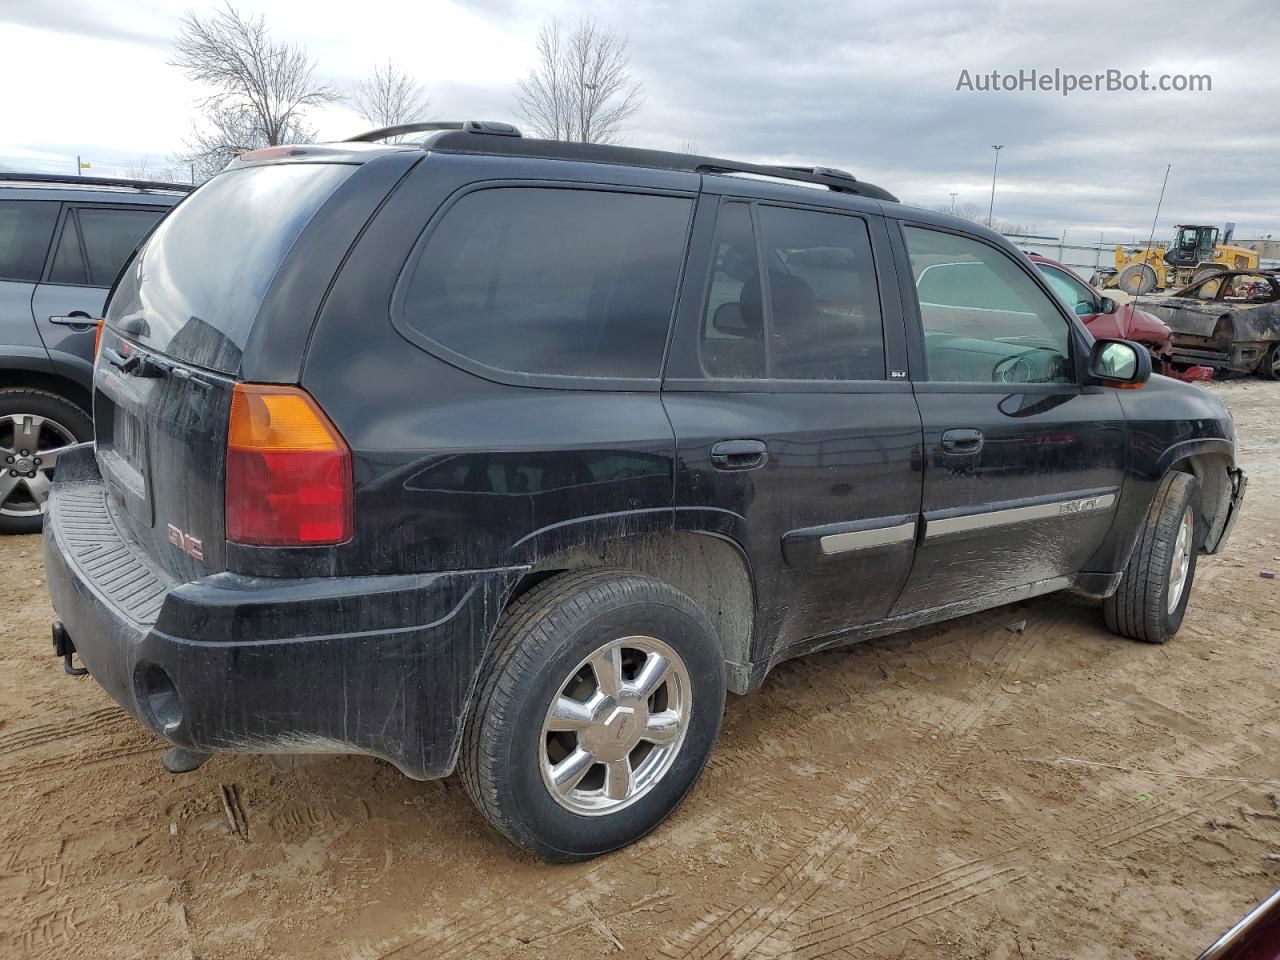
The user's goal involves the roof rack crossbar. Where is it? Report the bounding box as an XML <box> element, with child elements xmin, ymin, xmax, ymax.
<box><xmin>346</xmin><ymin>120</ymin><xmax>522</xmax><ymax>143</ymax></box>
<box><xmin>0</xmin><ymin>172</ymin><xmax>193</xmax><ymax>192</ymax></box>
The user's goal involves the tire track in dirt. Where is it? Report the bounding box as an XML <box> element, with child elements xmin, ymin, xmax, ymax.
<box><xmin>7</xmin><ymin>906</ymin><xmax>77</xmax><ymax>957</ymax></box>
<box><xmin>651</xmin><ymin>625</ymin><xmax>1049</xmax><ymax>960</ymax></box>
<box><xmin>0</xmin><ymin>706</ymin><xmax>130</xmax><ymax>757</ymax></box>
<box><xmin>0</xmin><ymin>739</ymin><xmax>155</xmax><ymax>788</ymax></box>
<box><xmin>788</xmin><ymin>694</ymin><xmax>1275</xmax><ymax>960</ymax></box>
<box><xmin>794</xmin><ymin>778</ymin><xmax>1250</xmax><ymax>959</ymax></box>
<box><xmin>651</xmin><ymin>601</ymin><xmax>1258</xmax><ymax>960</ymax></box>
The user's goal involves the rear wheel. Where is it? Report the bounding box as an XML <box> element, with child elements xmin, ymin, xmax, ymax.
<box><xmin>1104</xmin><ymin>472</ymin><xmax>1200</xmax><ymax>643</ymax></box>
<box><xmin>1117</xmin><ymin>263</ymin><xmax>1158</xmax><ymax>296</ymax></box>
<box><xmin>0</xmin><ymin>390</ymin><xmax>91</xmax><ymax>534</ymax></box>
<box><xmin>458</xmin><ymin>569</ymin><xmax>725</xmax><ymax>861</ymax></box>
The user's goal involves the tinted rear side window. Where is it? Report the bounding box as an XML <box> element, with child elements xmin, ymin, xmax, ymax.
<box><xmin>79</xmin><ymin>208</ymin><xmax>164</xmax><ymax>286</ymax></box>
<box><xmin>398</xmin><ymin>187</ymin><xmax>693</xmax><ymax>380</ymax></box>
<box><xmin>108</xmin><ymin>163</ymin><xmax>354</xmax><ymax>373</ymax></box>
<box><xmin>0</xmin><ymin>200</ymin><xmax>59</xmax><ymax>282</ymax></box>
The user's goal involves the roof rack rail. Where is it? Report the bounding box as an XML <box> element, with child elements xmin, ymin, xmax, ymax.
<box><xmin>346</xmin><ymin>120</ymin><xmax>522</xmax><ymax>143</ymax></box>
<box><xmin>0</xmin><ymin>172</ymin><xmax>193</xmax><ymax>192</ymax></box>
<box><xmin>417</xmin><ymin>127</ymin><xmax>898</xmax><ymax>202</ymax></box>
<box><xmin>695</xmin><ymin>160</ymin><xmax>895</xmax><ymax>200</ymax></box>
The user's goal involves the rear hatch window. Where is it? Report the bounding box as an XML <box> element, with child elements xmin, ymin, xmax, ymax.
<box><xmin>107</xmin><ymin>162</ymin><xmax>355</xmax><ymax>374</ymax></box>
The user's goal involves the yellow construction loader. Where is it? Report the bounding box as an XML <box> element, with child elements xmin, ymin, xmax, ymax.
<box><xmin>1106</xmin><ymin>224</ymin><xmax>1258</xmax><ymax>295</ymax></box>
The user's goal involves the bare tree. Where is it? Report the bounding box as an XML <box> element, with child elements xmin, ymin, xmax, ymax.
<box><xmin>351</xmin><ymin>60</ymin><xmax>431</xmax><ymax>140</ymax></box>
<box><xmin>517</xmin><ymin>18</ymin><xmax>643</xmax><ymax>144</ymax></box>
<box><xmin>932</xmin><ymin>199</ymin><xmax>1034</xmax><ymax>235</ymax></box>
<box><xmin>172</xmin><ymin>3</ymin><xmax>338</xmax><ymax>179</ymax></box>
<box><xmin>123</xmin><ymin>156</ymin><xmax>186</xmax><ymax>183</ymax></box>
<box><xmin>679</xmin><ymin>138</ymin><xmax>701</xmax><ymax>155</ymax></box>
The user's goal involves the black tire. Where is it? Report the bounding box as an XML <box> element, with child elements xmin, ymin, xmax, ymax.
<box><xmin>458</xmin><ymin>569</ymin><xmax>726</xmax><ymax>861</ymax></box>
<box><xmin>1261</xmin><ymin>342</ymin><xmax>1280</xmax><ymax>382</ymax></box>
<box><xmin>0</xmin><ymin>389</ymin><xmax>91</xmax><ymax>535</ymax></box>
<box><xmin>1118</xmin><ymin>263</ymin><xmax>1158</xmax><ymax>296</ymax></box>
<box><xmin>1104</xmin><ymin>472</ymin><xmax>1201</xmax><ymax>643</ymax></box>
<box><xmin>1191</xmin><ymin>265</ymin><xmax>1226</xmax><ymax>286</ymax></box>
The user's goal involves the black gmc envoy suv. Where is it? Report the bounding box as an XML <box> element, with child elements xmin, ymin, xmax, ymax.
<box><xmin>43</xmin><ymin>121</ymin><xmax>1246</xmax><ymax>861</ymax></box>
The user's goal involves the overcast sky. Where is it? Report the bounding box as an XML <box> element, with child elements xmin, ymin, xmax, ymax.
<box><xmin>2</xmin><ymin>0</ymin><xmax>1277</xmax><ymax>242</ymax></box>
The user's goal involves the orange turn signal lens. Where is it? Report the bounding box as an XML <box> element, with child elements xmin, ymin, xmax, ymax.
<box><xmin>228</xmin><ymin>384</ymin><xmax>346</xmax><ymax>452</ymax></box>
<box><xmin>93</xmin><ymin>319</ymin><xmax>104</xmax><ymax>360</ymax></box>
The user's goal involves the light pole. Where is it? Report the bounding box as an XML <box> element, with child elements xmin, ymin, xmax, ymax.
<box><xmin>949</xmin><ymin>192</ymin><xmax>958</xmax><ymax>215</ymax></box>
<box><xmin>987</xmin><ymin>145</ymin><xmax>1003</xmax><ymax>227</ymax></box>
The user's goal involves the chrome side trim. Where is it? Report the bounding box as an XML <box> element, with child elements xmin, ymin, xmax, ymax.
<box><xmin>926</xmin><ymin>493</ymin><xmax>1116</xmax><ymax>539</ymax></box>
<box><xmin>820</xmin><ymin>520</ymin><xmax>917</xmax><ymax>556</ymax></box>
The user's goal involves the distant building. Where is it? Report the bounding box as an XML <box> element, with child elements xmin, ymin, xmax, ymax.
<box><xmin>1242</xmin><ymin>237</ymin><xmax>1280</xmax><ymax>260</ymax></box>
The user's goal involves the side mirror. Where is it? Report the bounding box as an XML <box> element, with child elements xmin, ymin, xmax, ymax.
<box><xmin>1099</xmin><ymin>296</ymin><xmax>1117</xmax><ymax>314</ymax></box>
<box><xmin>1089</xmin><ymin>338</ymin><xmax>1151</xmax><ymax>388</ymax></box>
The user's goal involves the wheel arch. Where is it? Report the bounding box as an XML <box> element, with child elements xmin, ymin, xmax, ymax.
<box><xmin>1159</xmin><ymin>442</ymin><xmax>1235</xmax><ymax>553</ymax></box>
<box><xmin>0</xmin><ymin>367</ymin><xmax>92</xmax><ymax>418</ymax></box>
<box><xmin>503</xmin><ymin>531</ymin><xmax>758</xmax><ymax>694</ymax></box>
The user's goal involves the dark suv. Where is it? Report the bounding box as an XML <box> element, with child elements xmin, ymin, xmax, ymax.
<box><xmin>42</xmin><ymin>122</ymin><xmax>1246</xmax><ymax>861</ymax></box>
<box><xmin>1</xmin><ymin>173</ymin><xmax>189</xmax><ymax>531</ymax></box>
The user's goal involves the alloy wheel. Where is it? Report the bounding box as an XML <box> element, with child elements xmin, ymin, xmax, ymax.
<box><xmin>0</xmin><ymin>414</ymin><xmax>77</xmax><ymax>519</ymax></box>
<box><xmin>1167</xmin><ymin>508</ymin><xmax>1194</xmax><ymax>613</ymax></box>
<box><xmin>540</xmin><ymin>635</ymin><xmax>691</xmax><ymax>816</ymax></box>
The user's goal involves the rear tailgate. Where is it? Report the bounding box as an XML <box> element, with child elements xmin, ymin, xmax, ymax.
<box><xmin>93</xmin><ymin>161</ymin><xmax>359</xmax><ymax>583</ymax></box>
<box><xmin>93</xmin><ymin>336</ymin><xmax>235</xmax><ymax>580</ymax></box>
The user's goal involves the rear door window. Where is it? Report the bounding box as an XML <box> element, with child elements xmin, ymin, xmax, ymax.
<box><xmin>0</xmin><ymin>200</ymin><xmax>60</xmax><ymax>282</ymax></box>
<box><xmin>78</xmin><ymin>208</ymin><xmax>164</xmax><ymax>286</ymax></box>
<box><xmin>397</xmin><ymin>187</ymin><xmax>693</xmax><ymax>381</ymax></box>
<box><xmin>108</xmin><ymin>162</ymin><xmax>355</xmax><ymax>373</ymax></box>
<box><xmin>694</xmin><ymin>201</ymin><xmax>885</xmax><ymax>381</ymax></box>
<box><xmin>47</xmin><ymin>213</ymin><xmax>89</xmax><ymax>285</ymax></box>
<box><xmin>757</xmin><ymin>205</ymin><xmax>885</xmax><ymax>380</ymax></box>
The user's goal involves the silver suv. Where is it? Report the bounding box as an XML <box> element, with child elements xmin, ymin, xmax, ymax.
<box><xmin>0</xmin><ymin>173</ymin><xmax>188</xmax><ymax>532</ymax></box>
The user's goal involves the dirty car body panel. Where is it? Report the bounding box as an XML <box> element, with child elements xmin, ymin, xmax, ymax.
<box><xmin>42</xmin><ymin>131</ymin><xmax>1246</xmax><ymax>781</ymax></box>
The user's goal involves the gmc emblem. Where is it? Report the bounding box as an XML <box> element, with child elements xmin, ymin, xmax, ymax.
<box><xmin>166</xmin><ymin>524</ymin><xmax>204</xmax><ymax>562</ymax></box>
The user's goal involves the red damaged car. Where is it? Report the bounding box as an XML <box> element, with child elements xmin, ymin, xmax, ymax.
<box><xmin>1029</xmin><ymin>254</ymin><xmax>1212</xmax><ymax>382</ymax></box>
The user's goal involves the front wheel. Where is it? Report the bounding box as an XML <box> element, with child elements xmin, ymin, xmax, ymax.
<box><xmin>1117</xmin><ymin>263</ymin><xmax>1158</xmax><ymax>296</ymax></box>
<box><xmin>1261</xmin><ymin>342</ymin><xmax>1280</xmax><ymax>382</ymax></box>
<box><xmin>1104</xmin><ymin>472</ymin><xmax>1201</xmax><ymax>643</ymax></box>
<box><xmin>458</xmin><ymin>569</ymin><xmax>726</xmax><ymax>861</ymax></box>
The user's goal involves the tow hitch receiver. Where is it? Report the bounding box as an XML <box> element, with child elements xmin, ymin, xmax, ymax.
<box><xmin>52</xmin><ymin>621</ymin><xmax>89</xmax><ymax>676</ymax></box>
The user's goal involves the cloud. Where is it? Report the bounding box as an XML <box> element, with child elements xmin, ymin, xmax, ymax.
<box><xmin>1</xmin><ymin>0</ymin><xmax>1276</xmax><ymax>238</ymax></box>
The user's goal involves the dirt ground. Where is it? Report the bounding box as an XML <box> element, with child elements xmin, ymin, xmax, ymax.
<box><xmin>2</xmin><ymin>381</ymin><xmax>1278</xmax><ymax>960</ymax></box>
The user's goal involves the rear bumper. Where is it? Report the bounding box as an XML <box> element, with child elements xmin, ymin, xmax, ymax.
<box><xmin>42</xmin><ymin>445</ymin><xmax>523</xmax><ymax>780</ymax></box>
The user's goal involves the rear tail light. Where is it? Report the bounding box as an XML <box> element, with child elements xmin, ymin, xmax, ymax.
<box><xmin>225</xmin><ymin>384</ymin><xmax>352</xmax><ymax>546</ymax></box>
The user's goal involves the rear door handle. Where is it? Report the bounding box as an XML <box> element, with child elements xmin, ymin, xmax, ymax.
<box><xmin>48</xmin><ymin>314</ymin><xmax>96</xmax><ymax>329</ymax></box>
<box><xmin>940</xmin><ymin>428</ymin><xmax>984</xmax><ymax>454</ymax></box>
<box><xmin>711</xmin><ymin>439</ymin><xmax>768</xmax><ymax>470</ymax></box>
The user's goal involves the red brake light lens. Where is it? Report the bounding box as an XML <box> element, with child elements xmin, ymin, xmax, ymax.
<box><xmin>225</xmin><ymin>384</ymin><xmax>352</xmax><ymax>546</ymax></box>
